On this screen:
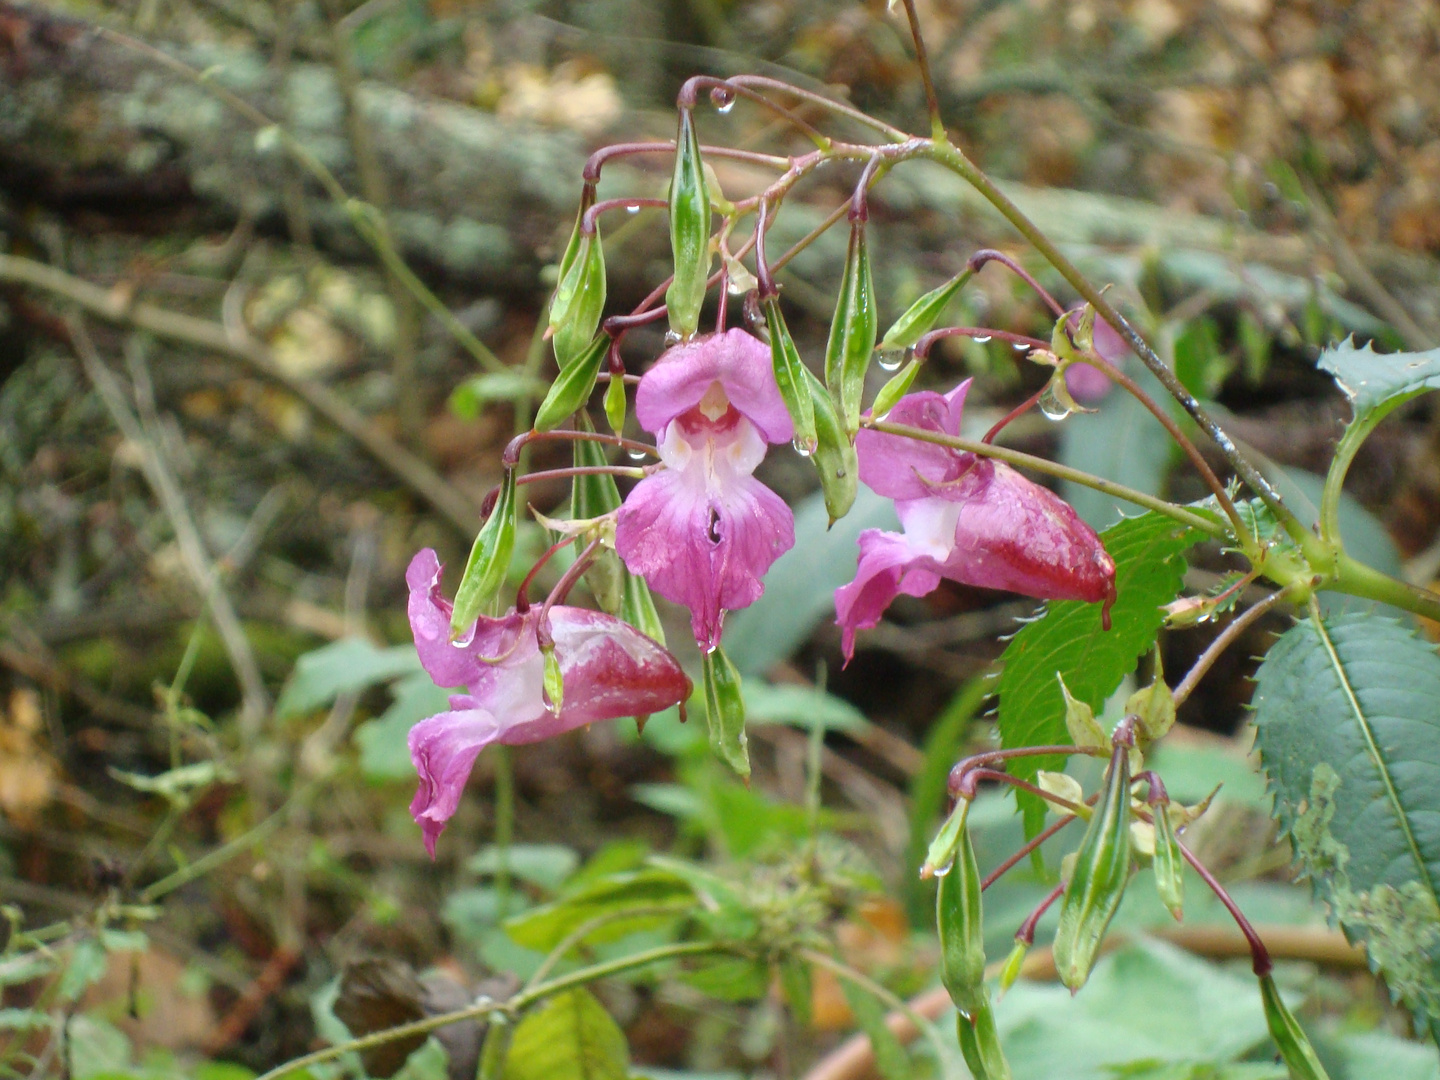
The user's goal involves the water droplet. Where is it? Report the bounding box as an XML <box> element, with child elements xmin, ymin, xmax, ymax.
<box><xmin>972</xmin><ymin>334</ymin><xmax>993</xmax><ymax>344</ymax></box>
<box><xmin>663</xmin><ymin>330</ymin><xmax>683</xmax><ymax>348</ymax></box>
<box><xmin>1037</xmin><ymin>382</ymin><xmax>1073</xmax><ymax>422</ymax></box>
<box><xmin>875</xmin><ymin>346</ymin><xmax>908</xmax><ymax>372</ymax></box>
<box><xmin>710</xmin><ymin>87</ymin><xmax>736</xmax><ymax>113</ymax></box>
<box><xmin>717</xmin><ymin>100</ymin><xmax>735</xmax><ymax>114</ymax></box>
<box><xmin>626</xmin><ymin>447</ymin><xmax>649</xmax><ymax>461</ymax></box>
<box><xmin>1012</xmin><ymin>340</ymin><xmax>1030</xmax><ymax>351</ymax></box>
<box><xmin>930</xmin><ymin>860</ymin><xmax>955</xmax><ymax>878</ymax></box>
<box><xmin>792</xmin><ymin>436</ymin><xmax>815</xmax><ymax>457</ymax></box>
<box><xmin>834</xmin><ymin>467</ymin><xmax>847</xmax><ymax>479</ymax></box>
<box><xmin>625</xmin><ymin>203</ymin><xmax>642</xmax><ymax>214</ymax></box>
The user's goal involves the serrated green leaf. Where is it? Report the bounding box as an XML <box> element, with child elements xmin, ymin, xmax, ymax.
<box><xmin>276</xmin><ymin>639</ymin><xmax>422</xmax><ymax>719</ymax></box>
<box><xmin>1251</xmin><ymin>611</ymin><xmax>1440</xmax><ymax>1037</ymax></box>
<box><xmin>996</xmin><ymin>511</ymin><xmax>1205</xmax><ymax>836</ymax></box>
<box><xmin>501</xmin><ymin>989</ymin><xmax>628</xmax><ymax>1080</ymax></box>
<box><xmin>1318</xmin><ymin>337</ymin><xmax>1440</xmax><ymax>426</ymax></box>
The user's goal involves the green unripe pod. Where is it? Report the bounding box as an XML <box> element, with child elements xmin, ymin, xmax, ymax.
<box><xmin>1259</xmin><ymin>974</ymin><xmax>1332</xmax><ymax>1080</ymax></box>
<box><xmin>1151</xmin><ymin>803</ymin><xmax>1185</xmax><ymax>921</ymax></box>
<box><xmin>937</xmin><ymin>819</ymin><xmax>986</xmax><ymax>1014</ymax></box>
<box><xmin>878</xmin><ymin>267</ymin><xmax>974</xmax><ymax>352</ymax></box>
<box><xmin>550</xmin><ymin>222</ymin><xmax>606</xmax><ymax>370</ymax></box>
<box><xmin>957</xmin><ymin>996</ymin><xmax>1012</xmax><ymax>1080</ymax></box>
<box><xmin>665</xmin><ymin>109</ymin><xmax>713</xmax><ymax>339</ymax></box>
<box><xmin>824</xmin><ymin>219</ymin><xmax>877</xmax><ymax>436</ymax></box>
<box><xmin>802</xmin><ymin>367</ymin><xmax>857</xmax><ymax>525</ymax></box>
<box><xmin>535</xmin><ymin>333</ymin><xmax>610</xmax><ymax>432</ymax></box>
<box><xmin>702</xmin><ymin>645</ymin><xmax>748</xmax><ymax>778</ymax></box>
<box><xmin>763</xmin><ymin>296</ymin><xmax>817</xmax><ymax>455</ymax></box>
<box><xmin>451</xmin><ymin>468</ymin><xmax>518</xmax><ymax>635</ymax></box>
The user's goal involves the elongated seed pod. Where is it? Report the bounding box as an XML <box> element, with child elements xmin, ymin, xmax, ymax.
<box><xmin>1152</xmin><ymin>803</ymin><xmax>1184</xmax><ymax>920</ymax></box>
<box><xmin>665</xmin><ymin>109</ymin><xmax>712</xmax><ymax>338</ymax></box>
<box><xmin>535</xmin><ymin>333</ymin><xmax>609</xmax><ymax>432</ymax></box>
<box><xmin>550</xmin><ymin>228</ymin><xmax>606</xmax><ymax>370</ymax></box>
<box><xmin>763</xmin><ymin>296</ymin><xmax>817</xmax><ymax>454</ymax></box>
<box><xmin>450</xmin><ymin>469</ymin><xmax>517</xmax><ymax>634</ymax></box>
<box><xmin>1259</xmin><ymin>974</ymin><xmax>1332</xmax><ymax>1080</ymax></box>
<box><xmin>824</xmin><ymin>219</ymin><xmax>877</xmax><ymax>435</ymax></box>
<box><xmin>937</xmin><ymin>818</ymin><xmax>986</xmax><ymax>1014</ymax></box>
<box><xmin>702</xmin><ymin>646</ymin><xmax>748</xmax><ymax>778</ymax></box>
<box><xmin>957</xmin><ymin>995</ymin><xmax>1012</xmax><ymax>1080</ymax></box>
<box><xmin>1052</xmin><ymin>740</ymin><xmax>1133</xmax><ymax>991</ymax></box>
<box><xmin>802</xmin><ymin>367</ymin><xmax>857</xmax><ymax>525</ymax></box>
<box><xmin>879</xmin><ymin>267</ymin><xmax>974</xmax><ymax>351</ymax></box>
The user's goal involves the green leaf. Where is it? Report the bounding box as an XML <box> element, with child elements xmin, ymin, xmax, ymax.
<box><xmin>741</xmin><ymin>682</ymin><xmax>870</xmax><ymax>735</ymax></box>
<box><xmin>702</xmin><ymin>646</ymin><xmax>749</xmax><ymax>778</ymax></box>
<box><xmin>58</xmin><ymin>939</ymin><xmax>109</xmax><ymax>1003</ymax></box>
<box><xmin>1251</xmin><ymin>611</ymin><xmax>1440</xmax><ymax>1037</ymax></box>
<box><xmin>449</xmin><ymin>371</ymin><xmax>547</xmax><ymax>418</ymax></box>
<box><xmin>468</xmin><ymin>844</ymin><xmax>580</xmax><ymax>892</ymax></box>
<box><xmin>996</xmin><ymin>510</ymin><xmax>1205</xmax><ymax>836</ymax></box>
<box><xmin>502</xmin><ymin>870</ymin><xmax>694</xmax><ymax>951</ymax></box>
<box><xmin>1317</xmin><ymin>337</ymin><xmax>1440</xmax><ymax>428</ymax></box>
<box><xmin>679</xmin><ymin>956</ymin><xmax>769</xmax><ymax>1002</ymax></box>
<box><xmin>276</xmin><ymin>638</ymin><xmax>422</xmax><ymax>719</ymax></box>
<box><xmin>501</xmin><ymin>989</ymin><xmax>628</xmax><ymax>1080</ymax></box>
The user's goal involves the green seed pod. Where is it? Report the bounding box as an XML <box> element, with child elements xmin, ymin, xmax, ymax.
<box><xmin>568</xmin><ymin>431</ymin><xmax>625</xmax><ymax>614</ymax></box>
<box><xmin>824</xmin><ymin>219</ymin><xmax>877</xmax><ymax>435</ymax></box>
<box><xmin>803</xmin><ymin>367</ymin><xmax>858</xmax><ymax>525</ymax></box>
<box><xmin>534</xmin><ymin>333</ymin><xmax>609</xmax><ymax>432</ymax></box>
<box><xmin>1259</xmin><ymin>974</ymin><xmax>1333</xmax><ymax>1080</ymax></box>
<box><xmin>870</xmin><ymin>357</ymin><xmax>921</xmax><ymax>420</ymax></box>
<box><xmin>937</xmin><ymin>819</ymin><xmax>986</xmax><ymax>1014</ymax></box>
<box><xmin>763</xmin><ymin>296</ymin><xmax>817</xmax><ymax>455</ymax></box>
<box><xmin>665</xmin><ymin>109</ymin><xmax>713</xmax><ymax>339</ymax></box>
<box><xmin>542</xmin><ymin>642</ymin><xmax>564</xmax><ymax>712</ymax></box>
<box><xmin>603</xmin><ymin>369</ymin><xmax>627</xmax><ymax>435</ymax></box>
<box><xmin>702</xmin><ymin>645</ymin><xmax>748</xmax><ymax>778</ymax></box>
<box><xmin>549</xmin><ymin>204</ymin><xmax>586</xmax><ymax>328</ymax></box>
<box><xmin>957</xmin><ymin>996</ymin><xmax>1012</xmax><ymax>1080</ymax></box>
<box><xmin>551</xmin><ymin>227</ymin><xmax>607</xmax><ymax>370</ymax></box>
<box><xmin>1152</xmin><ymin>803</ymin><xmax>1185</xmax><ymax>921</ymax></box>
<box><xmin>1052</xmin><ymin>741</ymin><xmax>1133</xmax><ymax>991</ymax></box>
<box><xmin>450</xmin><ymin>469</ymin><xmax>518</xmax><ymax>635</ymax></box>
<box><xmin>621</xmin><ymin>567</ymin><xmax>665</xmax><ymax>648</ymax></box>
<box><xmin>922</xmin><ymin>798</ymin><xmax>969</xmax><ymax>879</ymax></box>
<box><xmin>879</xmin><ymin>267</ymin><xmax>974</xmax><ymax>352</ymax></box>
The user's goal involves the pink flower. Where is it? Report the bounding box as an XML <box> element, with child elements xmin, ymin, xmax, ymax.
<box><xmin>834</xmin><ymin>381</ymin><xmax>1116</xmax><ymax>661</ymax></box>
<box><xmin>406</xmin><ymin>549</ymin><xmax>691</xmax><ymax>856</ymax></box>
<box><xmin>615</xmin><ymin>329</ymin><xmax>796</xmax><ymax>651</ymax></box>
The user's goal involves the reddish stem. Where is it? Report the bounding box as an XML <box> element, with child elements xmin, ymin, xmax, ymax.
<box><xmin>953</xmin><ymin>768</ymin><xmax>1088</xmax><ymax>817</ymax></box>
<box><xmin>915</xmin><ymin>327</ymin><xmax>1048</xmax><ymax>359</ymax></box>
<box><xmin>539</xmin><ymin>536</ymin><xmax>605</xmax><ymax>630</ymax></box>
<box><xmin>968</xmin><ymin>249</ymin><xmax>1066</xmax><ymax>317</ymax></box>
<box><xmin>582</xmin><ymin>142</ymin><xmax>789</xmax><ymax>182</ymax></box>
<box><xmin>1179</xmin><ymin>842</ymin><xmax>1272</xmax><ymax>976</ymax></box>
<box><xmin>982</xmin><ymin>382</ymin><xmax>1050</xmax><ymax>444</ymax></box>
<box><xmin>980</xmin><ymin>813</ymin><xmax>1081</xmax><ymax>891</ymax></box>
<box><xmin>515</xmin><ymin>465</ymin><xmax>648</xmax><ymax>489</ymax></box>
<box><xmin>503</xmin><ymin>428</ymin><xmax>657</xmax><ymax>468</ymax></box>
<box><xmin>678</xmin><ymin>77</ymin><xmax>829</xmax><ymax>146</ymax></box>
<box><xmin>947</xmin><ymin>744</ymin><xmax>1106</xmax><ymax>796</ymax></box>
<box><xmin>581</xmin><ymin>197</ymin><xmax>668</xmax><ymax>235</ymax></box>
<box><xmin>1015</xmin><ymin>882</ymin><xmax>1066</xmax><ymax>946</ymax></box>
<box><xmin>515</xmin><ymin>534</ymin><xmax>577</xmax><ymax>614</ymax></box>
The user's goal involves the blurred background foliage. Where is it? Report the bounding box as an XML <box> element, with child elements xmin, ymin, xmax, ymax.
<box><xmin>0</xmin><ymin>0</ymin><xmax>1439</xmax><ymax>1076</ymax></box>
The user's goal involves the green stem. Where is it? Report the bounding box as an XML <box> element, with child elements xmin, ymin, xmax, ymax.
<box><xmin>1330</xmin><ymin>552</ymin><xmax>1440</xmax><ymax>623</ymax></box>
<box><xmin>862</xmin><ymin>419</ymin><xmax>1226</xmax><ymax>538</ymax></box>
<box><xmin>924</xmin><ymin>140</ymin><xmax>1304</xmax><ymax>541</ymax></box>
<box><xmin>252</xmin><ymin>940</ymin><xmax>734</xmax><ymax>1080</ymax></box>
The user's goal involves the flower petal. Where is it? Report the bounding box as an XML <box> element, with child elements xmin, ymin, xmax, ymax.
<box><xmin>407</xmin><ymin>549</ymin><xmax>527</xmax><ymax>689</ymax></box>
<box><xmin>546</xmin><ymin>606</ymin><xmax>694</xmax><ymax>723</ymax></box>
<box><xmin>856</xmin><ymin>379</ymin><xmax>972</xmax><ymax>500</ymax></box>
<box><xmin>616</xmin><ymin>445</ymin><xmax>794</xmax><ymax>651</ymax></box>
<box><xmin>939</xmin><ymin>460</ymin><xmax>1115</xmax><ymax>603</ymax></box>
<box><xmin>834</xmin><ymin>529</ymin><xmax>946</xmax><ymax>662</ymax></box>
<box><xmin>408</xmin><ymin>700</ymin><xmax>505</xmax><ymax>858</ymax></box>
<box><xmin>636</xmin><ymin>329</ymin><xmax>794</xmax><ymax>443</ymax></box>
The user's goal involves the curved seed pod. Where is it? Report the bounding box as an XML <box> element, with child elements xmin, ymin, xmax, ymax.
<box><xmin>803</xmin><ymin>367</ymin><xmax>858</xmax><ymax>525</ymax></box>
<box><xmin>879</xmin><ymin>267</ymin><xmax>974</xmax><ymax>351</ymax></box>
<box><xmin>957</xmin><ymin>996</ymin><xmax>1012</xmax><ymax>1080</ymax></box>
<box><xmin>824</xmin><ymin>219</ymin><xmax>877</xmax><ymax>435</ymax></box>
<box><xmin>1052</xmin><ymin>741</ymin><xmax>1133</xmax><ymax>991</ymax></box>
<box><xmin>702</xmin><ymin>645</ymin><xmax>748</xmax><ymax>778</ymax></box>
<box><xmin>569</xmin><ymin>431</ymin><xmax>625</xmax><ymax>614</ymax></box>
<box><xmin>549</xmin><ymin>205</ymin><xmax>586</xmax><ymax>330</ymax></box>
<box><xmin>665</xmin><ymin>109</ymin><xmax>713</xmax><ymax>339</ymax></box>
<box><xmin>763</xmin><ymin>297</ymin><xmax>817</xmax><ymax>454</ymax></box>
<box><xmin>534</xmin><ymin>334</ymin><xmax>609</xmax><ymax>432</ymax></box>
<box><xmin>1152</xmin><ymin>804</ymin><xmax>1184</xmax><ymax>920</ymax></box>
<box><xmin>1259</xmin><ymin>974</ymin><xmax>1332</xmax><ymax>1080</ymax></box>
<box><xmin>551</xmin><ymin>228</ymin><xmax>607</xmax><ymax>370</ymax></box>
<box><xmin>937</xmin><ymin>818</ymin><xmax>986</xmax><ymax>1013</ymax></box>
<box><xmin>870</xmin><ymin>357</ymin><xmax>921</xmax><ymax>420</ymax></box>
<box><xmin>450</xmin><ymin>470</ymin><xmax>517</xmax><ymax>634</ymax></box>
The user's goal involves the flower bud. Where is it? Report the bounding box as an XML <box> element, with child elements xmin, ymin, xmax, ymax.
<box><xmin>1125</xmin><ymin>651</ymin><xmax>1176</xmax><ymax>747</ymax></box>
<box><xmin>803</xmin><ymin>367</ymin><xmax>858</xmax><ymax>525</ymax></box>
<box><xmin>957</xmin><ymin>996</ymin><xmax>1012</xmax><ymax>1080</ymax></box>
<box><xmin>763</xmin><ymin>296</ymin><xmax>817</xmax><ymax>455</ymax></box>
<box><xmin>604</xmin><ymin>369</ymin><xmax>627</xmax><ymax>435</ymax></box>
<box><xmin>879</xmin><ymin>268</ymin><xmax>973</xmax><ymax>351</ymax></box>
<box><xmin>922</xmin><ymin>798</ymin><xmax>969</xmax><ymax>879</ymax></box>
<box><xmin>824</xmin><ymin>219</ymin><xmax>877</xmax><ymax>435</ymax></box>
<box><xmin>451</xmin><ymin>469</ymin><xmax>518</xmax><ymax>635</ymax></box>
<box><xmin>535</xmin><ymin>333</ymin><xmax>610</xmax><ymax>432</ymax></box>
<box><xmin>870</xmin><ymin>357</ymin><xmax>920</xmax><ymax>420</ymax></box>
<box><xmin>665</xmin><ymin>109</ymin><xmax>713</xmax><ymax>339</ymax></box>
<box><xmin>550</xmin><ymin>224</ymin><xmax>607</xmax><ymax>370</ymax></box>
<box><xmin>1152</xmin><ymin>803</ymin><xmax>1184</xmax><ymax>921</ymax></box>
<box><xmin>937</xmin><ymin>819</ymin><xmax>986</xmax><ymax>1014</ymax></box>
<box><xmin>702</xmin><ymin>645</ymin><xmax>748</xmax><ymax>777</ymax></box>
<box><xmin>998</xmin><ymin>941</ymin><xmax>1028</xmax><ymax>995</ymax></box>
<box><xmin>1053</xmin><ymin>741</ymin><xmax>1133</xmax><ymax>991</ymax></box>
<box><xmin>1259</xmin><ymin>974</ymin><xmax>1332</xmax><ymax>1080</ymax></box>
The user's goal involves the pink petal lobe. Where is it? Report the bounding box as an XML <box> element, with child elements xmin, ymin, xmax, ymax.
<box><xmin>408</xmin><ymin>701</ymin><xmax>505</xmax><ymax>858</ymax></box>
<box><xmin>407</xmin><ymin>549</ymin><xmax>526</xmax><ymax>689</ymax></box>
<box><xmin>834</xmin><ymin>530</ymin><xmax>945</xmax><ymax>663</ymax></box>
<box><xmin>615</xmin><ymin>423</ymin><xmax>794</xmax><ymax>651</ymax></box>
<box><xmin>635</xmin><ymin>329</ymin><xmax>794</xmax><ymax>444</ymax></box>
<box><xmin>547</xmin><ymin>606</ymin><xmax>694</xmax><ymax>723</ymax></box>
<box><xmin>857</xmin><ymin>380</ymin><xmax>973</xmax><ymax>501</ymax></box>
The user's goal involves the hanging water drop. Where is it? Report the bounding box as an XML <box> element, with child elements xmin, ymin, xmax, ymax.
<box><xmin>664</xmin><ymin>330</ymin><xmax>683</xmax><ymax>348</ymax></box>
<box><xmin>1037</xmin><ymin>381</ymin><xmax>1073</xmax><ymax>422</ymax></box>
<box><xmin>792</xmin><ymin>436</ymin><xmax>816</xmax><ymax>458</ymax></box>
<box><xmin>972</xmin><ymin>334</ymin><xmax>993</xmax><ymax>344</ymax></box>
<box><xmin>717</xmin><ymin>99</ymin><xmax>735</xmax><ymax>114</ymax></box>
<box><xmin>930</xmin><ymin>860</ymin><xmax>955</xmax><ymax>878</ymax></box>
<box><xmin>710</xmin><ymin>87</ymin><xmax>737</xmax><ymax>113</ymax></box>
<box><xmin>1013</xmin><ymin>340</ymin><xmax>1030</xmax><ymax>351</ymax></box>
<box><xmin>625</xmin><ymin>203</ymin><xmax>642</xmax><ymax>214</ymax></box>
<box><xmin>626</xmin><ymin>446</ymin><xmax>649</xmax><ymax>462</ymax></box>
<box><xmin>876</xmin><ymin>346</ymin><xmax>908</xmax><ymax>372</ymax></box>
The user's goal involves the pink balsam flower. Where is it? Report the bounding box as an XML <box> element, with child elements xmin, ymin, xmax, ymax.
<box><xmin>835</xmin><ymin>381</ymin><xmax>1116</xmax><ymax>661</ymax></box>
<box><xmin>406</xmin><ymin>549</ymin><xmax>690</xmax><ymax>856</ymax></box>
<box><xmin>615</xmin><ymin>329</ymin><xmax>796</xmax><ymax>651</ymax></box>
